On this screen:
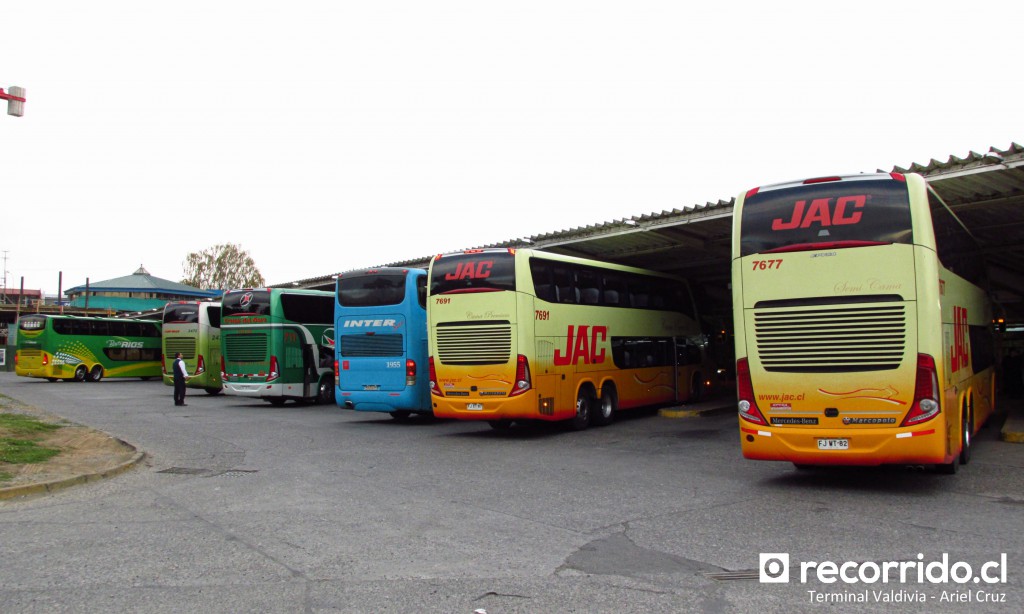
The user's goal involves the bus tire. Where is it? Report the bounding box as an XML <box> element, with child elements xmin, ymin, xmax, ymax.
<box><xmin>87</xmin><ymin>365</ymin><xmax>103</xmax><ymax>382</ymax></box>
<box><xmin>204</xmin><ymin>388</ymin><xmax>221</xmax><ymax>395</ymax></box>
<box><xmin>268</xmin><ymin>398</ymin><xmax>287</xmax><ymax>406</ymax></box>
<box><xmin>390</xmin><ymin>411</ymin><xmax>411</xmax><ymax>422</ymax></box>
<box><xmin>73</xmin><ymin>365</ymin><xmax>88</xmax><ymax>382</ymax></box>
<box><xmin>317</xmin><ymin>376</ymin><xmax>335</xmax><ymax>405</ymax></box>
<box><xmin>593</xmin><ymin>384</ymin><xmax>617</xmax><ymax>426</ymax></box>
<box><xmin>488</xmin><ymin>419</ymin><xmax>513</xmax><ymax>431</ymax></box>
<box><xmin>46</xmin><ymin>378</ymin><xmax>58</xmax><ymax>382</ymax></box>
<box><xmin>690</xmin><ymin>373</ymin><xmax>704</xmax><ymax>403</ymax></box>
<box><xmin>959</xmin><ymin>405</ymin><xmax>972</xmax><ymax>465</ymax></box>
<box><xmin>570</xmin><ymin>388</ymin><xmax>594</xmax><ymax>431</ymax></box>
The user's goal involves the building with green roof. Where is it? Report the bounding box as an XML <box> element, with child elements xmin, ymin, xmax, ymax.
<box><xmin>64</xmin><ymin>265</ymin><xmax>221</xmax><ymax>313</ymax></box>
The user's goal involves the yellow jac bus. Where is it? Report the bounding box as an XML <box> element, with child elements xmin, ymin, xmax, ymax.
<box><xmin>427</xmin><ymin>248</ymin><xmax>706</xmax><ymax>430</ymax></box>
<box><xmin>732</xmin><ymin>172</ymin><xmax>996</xmax><ymax>473</ymax></box>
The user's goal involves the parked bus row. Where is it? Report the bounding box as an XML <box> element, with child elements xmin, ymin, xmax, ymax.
<box><xmin>13</xmin><ymin>249</ymin><xmax>713</xmax><ymax>432</ymax></box>
<box><xmin>12</xmin><ymin>172</ymin><xmax>998</xmax><ymax>472</ymax></box>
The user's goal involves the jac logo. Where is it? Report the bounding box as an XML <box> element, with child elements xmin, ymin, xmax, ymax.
<box><xmin>239</xmin><ymin>292</ymin><xmax>254</xmax><ymax>307</ymax></box>
<box><xmin>771</xmin><ymin>195</ymin><xmax>866</xmax><ymax>230</ymax></box>
<box><xmin>951</xmin><ymin>306</ymin><xmax>970</xmax><ymax>373</ymax></box>
<box><xmin>554</xmin><ymin>325</ymin><xmax>607</xmax><ymax>366</ymax></box>
<box><xmin>445</xmin><ymin>261</ymin><xmax>493</xmax><ymax>281</ymax></box>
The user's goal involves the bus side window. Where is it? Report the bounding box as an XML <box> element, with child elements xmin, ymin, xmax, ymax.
<box><xmin>417</xmin><ymin>275</ymin><xmax>428</xmax><ymax>309</ymax></box>
<box><xmin>552</xmin><ymin>266</ymin><xmax>575</xmax><ymax>304</ymax></box>
<box><xmin>578</xmin><ymin>269</ymin><xmax>601</xmax><ymax>305</ymax></box>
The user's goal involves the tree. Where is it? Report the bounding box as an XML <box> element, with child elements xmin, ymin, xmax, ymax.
<box><xmin>181</xmin><ymin>243</ymin><xmax>265</xmax><ymax>290</ymax></box>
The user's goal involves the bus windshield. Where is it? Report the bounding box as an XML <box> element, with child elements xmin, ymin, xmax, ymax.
<box><xmin>222</xmin><ymin>290</ymin><xmax>271</xmax><ymax>317</ymax></box>
<box><xmin>740</xmin><ymin>179</ymin><xmax>913</xmax><ymax>256</ymax></box>
<box><xmin>339</xmin><ymin>272</ymin><xmax>407</xmax><ymax>307</ymax></box>
<box><xmin>430</xmin><ymin>252</ymin><xmax>516</xmax><ymax>295</ymax></box>
<box><xmin>164</xmin><ymin>304</ymin><xmax>200</xmax><ymax>323</ymax></box>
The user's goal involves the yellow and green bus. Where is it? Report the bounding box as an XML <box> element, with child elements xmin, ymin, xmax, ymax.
<box><xmin>14</xmin><ymin>314</ymin><xmax>162</xmax><ymax>382</ymax></box>
<box><xmin>162</xmin><ymin>301</ymin><xmax>222</xmax><ymax>394</ymax></box>
<box><xmin>732</xmin><ymin>172</ymin><xmax>996</xmax><ymax>473</ymax></box>
<box><xmin>427</xmin><ymin>248</ymin><xmax>706</xmax><ymax>430</ymax></box>
<box><xmin>220</xmin><ymin>288</ymin><xmax>336</xmax><ymax>406</ymax></box>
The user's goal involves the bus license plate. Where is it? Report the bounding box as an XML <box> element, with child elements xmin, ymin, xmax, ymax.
<box><xmin>467</xmin><ymin>403</ymin><xmax>484</xmax><ymax>411</ymax></box>
<box><xmin>817</xmin><ymin>438</ymin><xmax>849</xmax><ymax>450</ymax></box>
<box><xmin>363</xmin><ymin>385</ymin><xmax>380</xmax><ymax>391</ymax></box>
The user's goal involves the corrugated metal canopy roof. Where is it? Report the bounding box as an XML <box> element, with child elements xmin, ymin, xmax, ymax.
<box><xmin>288</xmin><ymin>142</ymin><xmax>1024</xmax><ymax>326</ymax></box>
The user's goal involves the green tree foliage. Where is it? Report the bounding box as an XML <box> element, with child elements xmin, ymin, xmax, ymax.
<box><xmin>181</xmin><ymin>243</ymin><xmax>265</xmax><ymax>290</ymax></box>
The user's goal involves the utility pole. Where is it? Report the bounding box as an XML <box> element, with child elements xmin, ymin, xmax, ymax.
<box><xmin>1</xmin><ymin>250</ymin><xmax>8</xmax><ymax>305</ymax></box>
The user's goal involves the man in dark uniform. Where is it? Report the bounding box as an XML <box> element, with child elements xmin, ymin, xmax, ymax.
<box><xmin>172</xmin><ymin>352</ymin><xmax>190</xmax><ymax>406</ymax></box>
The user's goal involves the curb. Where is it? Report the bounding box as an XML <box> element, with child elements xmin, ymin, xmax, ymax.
<box><xmin>0</xmin><ymin>441</ymin><xmax>145</xmax><ymax>501</ymax></box>
<box><xmin>659</xmin><ymin>404</ymin><xmax>733</xmax><ymax>419</ymax></box>
<box><xmin>1001</xmin><ymin>414</ymin><xmax>1024</xmax><ymax>444</ymax></box>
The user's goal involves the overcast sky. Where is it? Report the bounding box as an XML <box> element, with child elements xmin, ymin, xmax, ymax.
<box><xmin>3</xmin><ymin>1</ymin><xmax>1020</xmax><ymax>295</ymax></box>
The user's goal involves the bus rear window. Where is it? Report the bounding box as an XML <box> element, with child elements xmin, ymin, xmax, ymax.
<box><xmin>164</xmin><ymin>304</ymin><xmax>200</xmax><ymax>323</ymax></box>
<box><xmin>740</xmin><ymin>179</ymin><xmax>912</xmax><ymax>256</ymax></box>
<box><xmin>430</xmin><ymin>252</ymin><xmax>516</xmax><ymax>295</ymax></box>
<box><xmin>222</xmin><ymin>290</ymin><xmax>271</xmax><ymax>317</ymax></box>
<box><xmin>339</xmin><ymin>272</ymin><xmax>407</xmax><ymax>307</ymax></box>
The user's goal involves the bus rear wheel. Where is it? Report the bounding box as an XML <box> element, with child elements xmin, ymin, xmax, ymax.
<box><xmin>268</xmin><ymin>398</ymin><xmax>287</xmax><ymax>406</ymax></box>
<box><xmin>73</xmin><ymin>365</ymin><xmax>87</xmax><ymax>382</ymax></box>
<box><xmin>317</xmin><ymin>376</ymin><xmax>335</xmax><ymax>405</ymax></box>
<box><xmin>959</xmin><ymin>406</ymin><xmax>973</xmax><ymax>465</ymax></box>
<box><xmin>690</xmin><ymin>373</ymin><xmax>705</xmax><ymax>403</ymax></box>
<box><xmin>390</xmin><ymin>411</ymin><xmax>412</xmax><ymax>422</ymax></box>
<box><xmin>488</xmin><ymin>419</ymin><xmax>513</xmax><ymax>431</ymax></box>
<box><xmin>204</xmin><ymin>388</ymin><xmax>221</xmax><ymax>395</ymax></box>
<box><xmin>592</xmin><ymin>385</ymin><xmax>616</xmax><ymax>426</ymax></box>
<box><xmin>570</xmin><ymin>388</ymin><xmax>594</xmax><ymax>431</ymax></box>
<box><xmin>87</xmin><ymin>365</ymin><xmax>103</xmax><ymax>382</ymax></box>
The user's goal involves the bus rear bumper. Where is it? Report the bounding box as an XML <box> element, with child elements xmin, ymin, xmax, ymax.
<box><xmin>224</xmin><ymin>382</ymin><xmax>283</xmax><ymax>397</ymax></box>
<box><xmin>739</xmin><ymin>423</ymin><xmax>951</xmax><ymax>466</ymax></box>
<box><xmin>432</xmin><ymin>394</ymin><xmax>569</xmax><ymax>422</ymax></box>
<box><xmin>337</xmin><ymin>390</ymin><xmax>430</xmax><ymax>413</ymax></box>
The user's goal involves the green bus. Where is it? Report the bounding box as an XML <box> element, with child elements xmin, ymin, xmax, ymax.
<box><xmin>14</xmin><ymin>314</ymin><xmax>162</xmax><ymax>382</ymax></box>
<box><xmin>162</xmin><ymin>301</ymin><xmax>223</xmax><ymax>394</ymax></box>
<box><xmin>220</xmin><ymin>288</ymin><xmax>336</xmax><ymax>406</ymax></box>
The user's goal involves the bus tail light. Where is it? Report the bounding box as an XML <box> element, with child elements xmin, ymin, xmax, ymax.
<box><xmin>267</xmin><ymin>356</ymin><xmax>280</xmax><ymax>382</ymax></box>
<box><xmin>41</xmin><ymin>353</ymin><xmax>48</xmax><ymax>366</ymax></box>
<box><xmin>736</xmin><ymin>358</ymin><xmax>767</xmax><ymax>425</ymax></box>
<box><xmin>428</xmin><ymin>356</ymin><xmax>443</xmax><ymax>397</ymax></box>
<box><xmin>406</xmin><ymin>359</ymin><xmax>416</xmax><ymax>386</ymax></box>
<box><xmin>334</xmin><ymin>360</ymin><xmax>340</xmax><ymax>380</ymax></box>
<box><xmin>902</xmin><ymin>354</ymin><xmax>940</xmax><ymax>426</ymax></box>
<box><xmin>220</xmin><ymin>356</ymin><xmax>227</xmax><ymax>379</ymax></box>
<box><xmin>196</xmin><ymin>354</ymin><xmax>206</xmax><ymax>375</ymax></box>
<box><xmin>161</xmin><ymin>353</ymin><xmax>166</xmax><ymax>373</ymax></box>
<box><xmin>509</xmin><ymin>354</ymin><xmax>532</xmax><ymax>397</ymax></box>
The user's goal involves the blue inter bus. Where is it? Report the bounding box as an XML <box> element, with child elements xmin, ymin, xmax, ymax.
<box><xmin>334</xmin><ymin>268</ymin><xmax>430</xmax><ymax>420</ymax></box>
